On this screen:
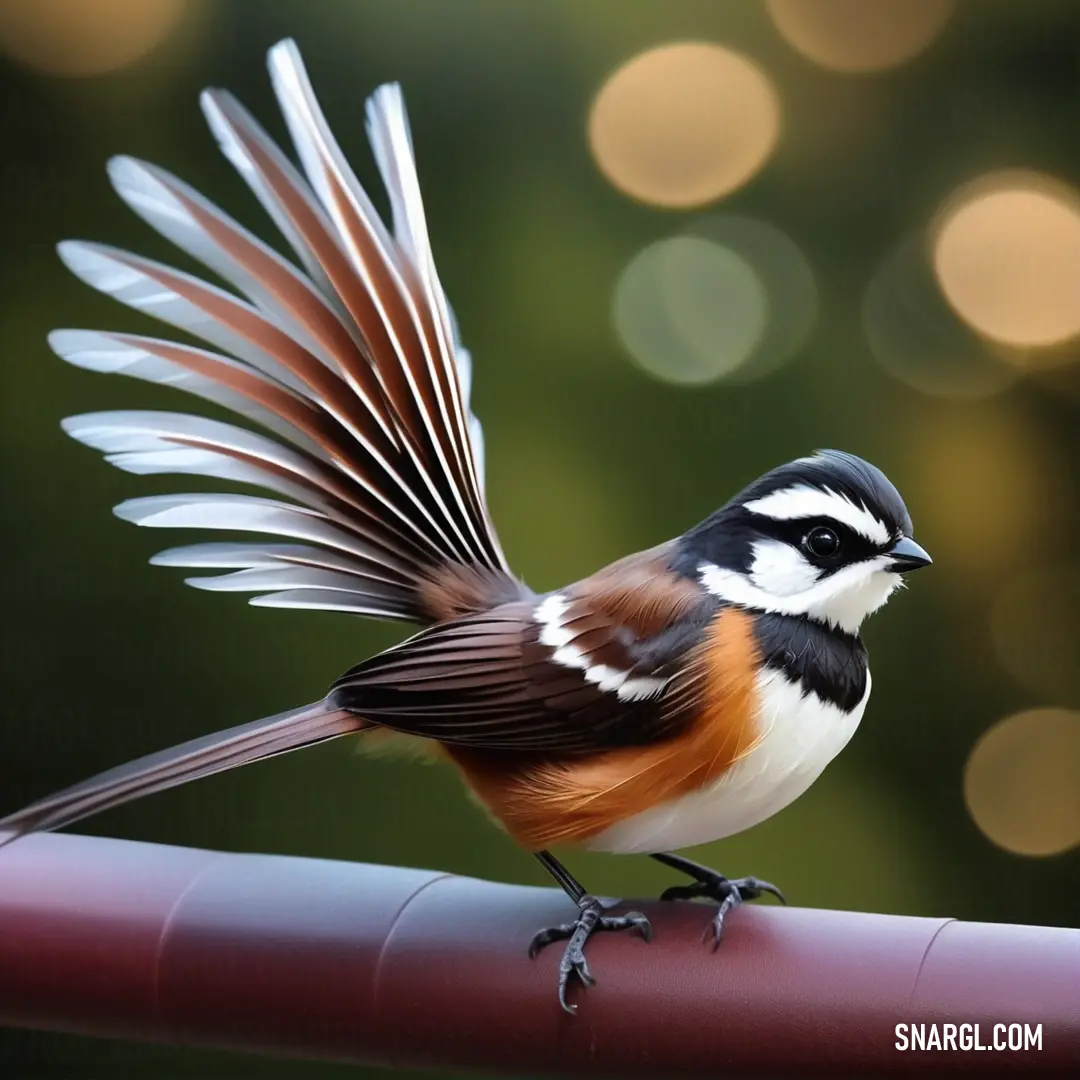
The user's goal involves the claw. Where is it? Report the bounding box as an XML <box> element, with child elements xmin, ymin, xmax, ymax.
<box><xmin>631</xmin><ymin>912</ymin><xmax>654</xmax><ymax>943</ymax></box>
<box><xmin>653</xmin><ymin>852</ymin><xmax>784</xmax><ymax>946</ymax></box>
<box><xmin>529</xmin><ymin>897</ymin><xmax>653</xmax><ymax>1014</ymax></box>
<box><xmin>528</xmin><ymin>922</ymin><xmax>575</xmax><ymax>959</ymax></box>
<box><xmin>745</xmin><ymin>878</ymin><xmax>786</xmax><ymax>905</ymax></box>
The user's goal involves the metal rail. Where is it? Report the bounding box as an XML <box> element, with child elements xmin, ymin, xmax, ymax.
<box><xmin>0</xmin><ymin>833</ymin><xmax>1075</xmax><ymax>1074</ymax></box>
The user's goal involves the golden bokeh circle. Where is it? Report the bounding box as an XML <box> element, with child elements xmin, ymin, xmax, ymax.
<box><xmin>589</xmin><ymin>42</ymin><xmax>780</xmax><ymax>208</ymax></box>
<box><xmin>766</xmin><ymin>0</ymin><xmax>955</xmax><ymax>73</ymax></box>
<box><xmin>933</xmin><ymin>172</ymin><xmax>1080</xmax><ymax>349</ymax></box>
<box><xmin>989</xmin><ymin>567</ymin><xmax>1080</xmax><ymax>704</ymax></box>
<box><xmin>964</xmin><ymin>709</ymin><xmax>1080</xmax><ymax>857</ymax></box>
<box><xmin>862</xmin><ymin>234</ymin><xmax>1018</xmax><ymax>399</ymax></box>
<box><xmin>902</xmin><ymin>402</ymin><xmax>1059</xmax><ymax>580</ymax></box>
<box><xmin>0</xmin><ymin>0</ymin><xmax>188</xmax><ymax>77</ymax></box>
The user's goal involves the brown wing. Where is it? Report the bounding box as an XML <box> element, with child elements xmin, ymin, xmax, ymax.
<box><xmin>328</xmin><ymin>545</ymin><xmax>715</xmax><ymax>753</ymax></box>
<box><xmin>454</xmin><ymin>605</ymin><xmax>765</xmax><ymax>850</ymax></box>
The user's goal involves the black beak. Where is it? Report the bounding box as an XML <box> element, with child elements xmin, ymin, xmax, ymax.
<box><xmin>886</xmin><ymin>536</ymin><xmax>932</xmax><ymax>573</ymax></box>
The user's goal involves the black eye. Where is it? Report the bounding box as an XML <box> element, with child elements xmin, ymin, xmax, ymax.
<box><xmin>804</xmin><ymin>526</ymin><xmax>840</xmax><ymax>559</ymax></box>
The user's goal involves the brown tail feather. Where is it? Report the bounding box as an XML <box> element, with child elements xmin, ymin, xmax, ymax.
<box><xmin>0</xmin><ymin>703</ymin><xmax>366</xmax><ymax>847</ymax></box>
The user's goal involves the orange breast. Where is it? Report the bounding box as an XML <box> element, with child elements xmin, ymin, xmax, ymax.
<box><xmin>447</xmin><ymin>606</ymin><xmax>763</xmax><ymax>850</ymax></box>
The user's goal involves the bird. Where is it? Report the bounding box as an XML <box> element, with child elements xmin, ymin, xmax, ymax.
<box><xmin>0</xmin><ymin>39</ymin><xmax>932</xmax><ymax>1013</ymax></box>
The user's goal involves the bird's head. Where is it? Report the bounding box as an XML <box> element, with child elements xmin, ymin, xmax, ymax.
<box><xmin>683</xmin><ymin>449</ymin><xmax>931</xmax><ymax>635</ymax></box>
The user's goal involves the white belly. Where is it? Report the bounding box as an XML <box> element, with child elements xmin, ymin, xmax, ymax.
<box><xmin>587</xmin><ymin>668</ymin><xmax>871</xmax><ymax>854</ymax></box>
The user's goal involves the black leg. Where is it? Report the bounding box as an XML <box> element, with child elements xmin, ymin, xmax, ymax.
<box><xmin>650</xmin><ymin>851</ymin><xmax>785</xmax><ymax>947</ymax></box>
<box><xmin>530</xmin><ymin>850</ymin><xmax>652</xmax><ymax>1014</ymax></box>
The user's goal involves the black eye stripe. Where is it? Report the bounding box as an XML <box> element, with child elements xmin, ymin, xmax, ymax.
<box><xmin>754</xmin><ymin>517</ymin><xmax>881</xmax><ymax>566</ymax></box>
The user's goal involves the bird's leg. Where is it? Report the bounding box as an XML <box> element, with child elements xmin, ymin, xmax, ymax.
<box><xmin>529</xmin><ymin>850</ymin><xmax>652</xmax><ymax>1014</ymax></box>
<box><xmin>650</xmin><ymin>851</ymin><xmax>785</xmax><ymax>948</ymax></box>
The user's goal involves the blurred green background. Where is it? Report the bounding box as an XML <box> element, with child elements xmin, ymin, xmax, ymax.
<box><xmin>2</xmin><ymin>0</ymin><xmax>1079</xmax><ymax>1075</ymax></box>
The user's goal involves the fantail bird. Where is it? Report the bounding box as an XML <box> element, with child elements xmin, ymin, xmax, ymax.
<box><xmin>0</xmin><ymin>40</ymin><xmax>932</xmax><ymax>1013</ymax></box>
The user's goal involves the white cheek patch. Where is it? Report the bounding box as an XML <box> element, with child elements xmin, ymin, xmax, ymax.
<box><xmin>534</xmin><ymin>593</ymin><xmax>668</xmax><ymax>702</ymax></box>
<box><xmin>700</xmin><ymin>556</ymin><xmax>901</xmax><ymax>634</ymax></box>
<box><xmin>748</xmin><ymin>539</ymin><xmax>820</xmax><ymax>596</ymax></box>
<box><xmin>744</xmin><ymin>484</ymin><xmax>891</xmax><ymax>546</ymax></box>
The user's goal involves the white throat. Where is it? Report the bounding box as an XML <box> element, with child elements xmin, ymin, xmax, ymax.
<box><xmin>588</xmin><ymin>667</ymin><xmax>872</xmax><ymax>853</ymax></box>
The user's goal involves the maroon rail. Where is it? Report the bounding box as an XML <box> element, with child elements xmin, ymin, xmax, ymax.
<box><xmin>0</xmin><ymin>832</ymin><xmax>1076</xmax><ymax>1074</ymax></box>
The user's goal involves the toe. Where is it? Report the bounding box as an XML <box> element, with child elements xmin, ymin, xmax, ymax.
<box><xmin>710</xmin><ymin>911</ymin><xmax>731</xmax><ymax>949</ymax></box>
<box><xmin>750</xmin><ymin>881</ymin><xmax>785</xmax><ymax>904</ymax></box>
<box><xmin>533</xmin><ymin>897</ymin><xmax>653</xmax><ymax>1014</ymax></box>
<box><xmin>709</xmin><ymin>894</ymin><xmax>741</xmax><ymax>949</ymax></box>
<box><xmin>563</xmin><ymin>947</ymin><xmax>594</xmax><ymax>989</ymax></box>
<box><xmin>557</xmin><ymin>953</ymin><xmax>596</xmax><ymax>1013</ymax></box>
<box><xmin>528</xmin><ymin>923</ymin><xmax>571</xmax><ymax>957</ymax></box>
<box><xmin>575</xmin><ymin>958</ymin><xmax>596</xmax><ymax>988</ymax></box>
<box><xmin>734</xmin><ymin>876</ymin><xmax>786</xmax><ymax>904</ymax></box>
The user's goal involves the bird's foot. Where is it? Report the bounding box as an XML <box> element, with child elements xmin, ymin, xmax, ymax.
<box><xmin>654</xmin><ymin>852</ymin><xmax>784</xmax><ymax>948</ymax></box>
<box><xmin>528</xmin><ymin>894</ymin><xmax>652</xmax><ymax>1014</ymax></box>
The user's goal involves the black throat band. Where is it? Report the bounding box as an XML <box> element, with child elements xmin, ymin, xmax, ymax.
<box><xmin>750</xmin><ymin>611</ymin><xmax>869</xmax><ymax>712</ymax></box>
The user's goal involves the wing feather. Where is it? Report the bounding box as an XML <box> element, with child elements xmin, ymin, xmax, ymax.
<box><xmin>108</xmin><ymin>156</ymin><xmax>402</xmax><ymax>447</ymax></box>
<box><xmin>328</xmin><ymin>579</ymin><xmax>716</xmax><ymax>753</ymax></box>
<box><xmin>267</xmin><ymin>41</ymin><xmax>501</xmax><ymax>570</ymax></box>
<box><xmin>52</xmin><ymin>39</ymin><xmax>515</xmax><ymax>624</ymax></box>
<box><xmin>200</xmin><ymin>88</ymin><xmax>350</xmax><ymax>311</ymax></box>
<box><xmin>365</xmin><ymin>84</ymin><xmax>489</xmax><ymax>528</ymax></box>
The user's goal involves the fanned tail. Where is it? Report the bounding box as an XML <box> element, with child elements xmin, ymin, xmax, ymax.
<box><xmin>0</xmin><ymin>704</ymin><xmax>365</xmax><ymax>846</ymax></box>
<box><xmin>52</xmin><ymin>38</ymin><xmax>514</xmax><ymax>625</ymax></box>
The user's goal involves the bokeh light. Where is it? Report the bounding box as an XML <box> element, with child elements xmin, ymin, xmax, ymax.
<box><xmin>863</xmin><ymin>234</ymin><xmax>1018</xmax><ymax>398</ymax></box>
<box><xmin>685</xmin><ymin>214</ymin><xmax>818</xmax><ymax>382</ymax></box>
<box><xmin>990</xmin><ymin>567</ymin><xmax>1080</xmax><ymax>704</ymax></box>
<box><xmin>588</xmin><ymin>42</ymin><xmax>780</xmax><ymax>208</ymax></box>
<box><xmin>904</xmin><ymin>402</ymin><xmax>1060</xmax><ymax>578</ymax></box>
<box><xmin>766</xmin><ymin>0</ymin><xmax>955</xmax><ymax>73</ymax></box>
<box><xmin>933</xmin><ymin>171</ymin><xmax>1080</xmax><ymax>350</ymax></box>
<box><xmin>0</xmin><ymin>0</ymin><xmax>189</xmax><ymax>76</ymax></box>
<box><xmin>613</xmin><ymin>236</ymin><xmax>768</xmax><ymax>385</ymax></box>
<box><xmin>964</xmin><ymin>709</ymin><xmax>1080</xmax><ymax>857</ymax></box>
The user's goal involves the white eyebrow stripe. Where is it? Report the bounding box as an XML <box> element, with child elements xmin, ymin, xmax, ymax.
<box><xmin>743</xmin><ymin>484</ymin><xmax>891</xmax><ymax>546</ymax></box>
